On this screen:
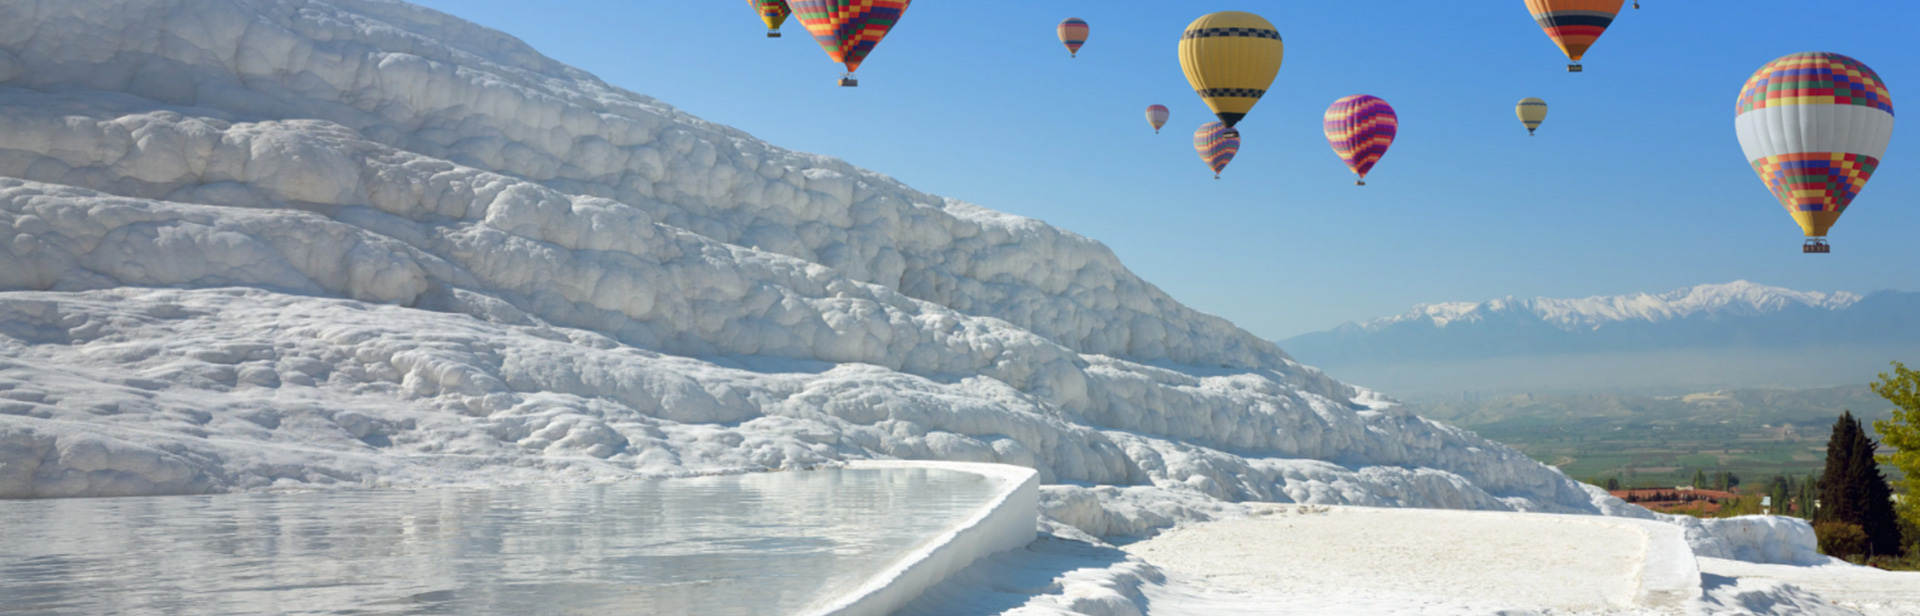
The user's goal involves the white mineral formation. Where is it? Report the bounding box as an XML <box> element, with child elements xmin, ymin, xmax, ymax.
<box><xmin>0</xmin><ymin>2</ymin><xmax>1809</xmax><ymax>577</ymax></box>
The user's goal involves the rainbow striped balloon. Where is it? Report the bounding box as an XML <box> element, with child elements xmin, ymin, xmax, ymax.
<box><xmin>1323</xmin><ymin>95</ymin><xmax>1398</xmax><ymax>185</ymax></box>
<box><xmin>1146</xmin><ymin>104</ymin><xmax>1170</xmax><ymax>133</ymax></box>
<box><xmin>1058</xmin><ymin>18</ymin><xmax>1089</xmax><ymax>58</ymax></box>
<box><xmin>1194</xmin><ymin>122</ymin><xmax>1240</xmax><ymax>179</ymax></box>
<box><xmin>1735</xmin><ymin>52</ymin><xmax>1895</xmax><ymax>243</ymax></box>
<box><xmin>790</xmin><ymin>0</ymin><xmax>911</xmax><ymax>75</ymax></box>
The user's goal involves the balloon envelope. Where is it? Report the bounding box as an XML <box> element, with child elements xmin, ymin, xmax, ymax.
<box><xmin>790</xmin><ymin>0</ymin><xmax>911</xmax><ymax>73</ymax></box>
<box><xmin>1178</xmin><ymin>12</ymin><xmax>1283</xmax><ymax>127</ymax></box>
<box><xmin>1323</xmin><ymin>95</ymin><xmax>1397</xmax><ymax>183</ymax></box>
<box><xmin>1524</xmin><ymin>0</ymin><xmax>1624</xmax><ymax>68</ymax></box>
<box><xmin>1059</xmin><ymin>18</ymin><xmax>1089</xmax><ymax>57</ymax></box>
<box><xmin>1146</xmin><ymin>105</ymin><xmax>1170</xmax><ymax>133</ymax></box>
<box><xmin>1516</xmin><ymin>97</ymin><xmax>1549</xmax><ymax>135</ymax></box>
<box><xmin>1194</xmin><ymin>122</ymin><xmax>1241</xmax><ymax>178</ymax></box>
<box><xmin>750</xmin><ymin>0</ymin><xmax>791</xmax><ymax>35</ymax></box>
<box><xmin>1735</xmin><ymin>52</ymin><xmax>1895</xmax><ymax>238</ymax></box>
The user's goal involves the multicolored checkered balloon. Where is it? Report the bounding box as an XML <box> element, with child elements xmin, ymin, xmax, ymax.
<box><xmin>1323</xmin><ymin>95</ymin><xmax>1397</xmax><ymax>185</ymax></box>
<box><xmin>1735</xmin><ymin>52</ymin><xmax>1895</xmax><ymax>244</ymax></box>
<box><xmin>789</xmin><ymin>0</ymin><xmax>911</xmax><ymax>77</ymax></box>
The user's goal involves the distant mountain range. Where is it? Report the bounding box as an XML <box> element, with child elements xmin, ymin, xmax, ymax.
<box><xmin>1280</xmin><ymin>281</ymin><xmax>1920</xmax><ymax>396</ymax></box>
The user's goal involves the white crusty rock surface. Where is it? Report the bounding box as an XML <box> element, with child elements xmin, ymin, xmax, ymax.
<box><xmin>2</xmin><ymin>0</ymin><xmax>1599</xmax><ymax>522</ymax></box>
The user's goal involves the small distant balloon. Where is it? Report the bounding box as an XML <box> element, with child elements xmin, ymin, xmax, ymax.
<box><xmin>1323</xmin><ymin>95</ymin><xmax>1397</xmax><ymax>186</ymax></box>
<box><xmin>1058</xmin><ymin>18</ymin><xmax>1089</xmax><ymax>58</ymax></box>
<box><xmin>1146</xmin><ymin>105</ymin><xmax>1170</xmax><ymax>133</ymax></box>
<box><xmin>1516</xmin><ymin>98</ymin><xmax>1549</xmax><ymax>135</ymax></box>
<box><xmin>749</xmin><ymin>0</ymin><xmax>791</xmax><ymax>38</ymax></box>
<box><xmin>1194</xmin><ymin>122</ymin><xmax>1240</xmax><ymax>179</ymax></box>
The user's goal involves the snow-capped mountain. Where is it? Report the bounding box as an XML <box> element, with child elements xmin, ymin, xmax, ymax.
<box><xmin>1282</xmin><ymin>281</ymin><xmax>1920</xmax><ymax>368</ymax></box>
<box><xmin>1364</xmin><ymin>281</ymin><xmax>1862</xmax><ymax>332</ymax></box>
<box><xmin>0</xmin><ymin>0</ymin><xmax>1606</xmax><ymax>530</ymax></box>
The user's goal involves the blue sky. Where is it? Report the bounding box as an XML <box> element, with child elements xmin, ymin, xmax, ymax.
<box><xmin>408</xmin><ymin>1</ymin><xmax>1919</xmax><ymax>339</ymax></box>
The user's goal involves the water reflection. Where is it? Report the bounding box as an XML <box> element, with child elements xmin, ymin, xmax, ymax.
<box><xmin>0</xmin><ymin>468</ymin><xmax>996</xmax><ymax>615</ymax></box>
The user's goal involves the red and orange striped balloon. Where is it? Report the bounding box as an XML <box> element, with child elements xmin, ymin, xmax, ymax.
<box><xmin>1524</xmin><ymin>0</ymin><xmax>1624</xmax><ymax>72</ymax></box>
<box><xmin>1323</xmin><ymin>95</ymin><xmax>1398</xmax><ymax>185</ymax></box>
<box><xmin>1058</xmin><ymin>18</ymin><xmax>1089</xmax><ymax>58</ymax></box>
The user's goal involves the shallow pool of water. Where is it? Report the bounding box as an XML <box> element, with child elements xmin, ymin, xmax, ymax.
<box><xmin>0</xmin><ymin>467</ymin><xmax>1000</xmax><ymax>615</ymax></box>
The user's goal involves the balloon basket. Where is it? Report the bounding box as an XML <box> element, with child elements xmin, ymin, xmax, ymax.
<box><xmin>1803</xmin><ymin>239</ymin><xmax>1830</xmax><ymax>254</ymax></box>
<box><xmin>1356</xmin><ymin>180</ymin><xmax>1366</xmax><ymax>186</ymax></box>
<box><xmin>839</xmin><ymin>76</ymin><xmax>858</xmax><ymax>87</ymax></box>
<box><xmin>1568</xmin><ymin>63</ymin><xmax>1583</xmax><ymax>73</ymax></box>
<box><xmin>767</xmin><ymin>32</ymin><xmax>781</xmax><ymax>38</ymax></box>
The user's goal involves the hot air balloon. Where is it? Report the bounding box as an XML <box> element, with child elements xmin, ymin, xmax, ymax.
<box><xmin>1194</xmin><ymin>122</ymin><xmax>1240</xmax><ymax>179</ymax></box>
<box><xmin>1178</xmin><ymin>11</ymin><xmax>1283</xmax><ymax>127</ymax></box>
<box><xmin>1735</xmin><ymin>52</ymin><xmax>1895</xmax><ymax>253</ymax></box>
<box><xmin>1146</xmin><ymin>105</ymin><xmax>1170</xmax><ymax>133</ymax></box>
<box><xmin>750</xmin><ymin>0</ymin><xmax>791</xmax><ymax>38</ymax></box>
<box><xmin>1524</xmin><ymin>0</ymin><xmax>1624</xmax><ymax>72</ymax></box>
<box><xmin>789</xmin><ymin>0</ymin><xmax>911</xmax><ymax>86</ymax></box>
<box><xmin>1516</xmin><ymin>98</ymin><xmax>1549</xmax><ymax>135</ymax></box>
<box><xmin>1324</xmin><ymin>95</ymin><xmax>1397</xmax><ymax>186</ymax></box>
<box><xmin>1059</xmin><ymin>18</ymin><xmax>1089</xmax><ymax>58</ymax></box>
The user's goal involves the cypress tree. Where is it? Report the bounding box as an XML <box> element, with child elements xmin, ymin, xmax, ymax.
<box><xmin>1820</xmin><ymin>411</ymin><xmax>1905</xmax><ymax>556</ymax></box>
<box><xmin>1820</xmin><ymin>412</ymin><xmax>1863</xmax><ymax>523</ymax></box>
<box><xmin>1851</xmin><ymin>430</ymin><xmax>1902</xmax><ymax>556</ymax></box>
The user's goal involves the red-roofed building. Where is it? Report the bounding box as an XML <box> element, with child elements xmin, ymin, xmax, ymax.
<box><xmin>1608</xmin><ymin>487</ymin><xmax>1738</xmax><ymax>515</ymax></box>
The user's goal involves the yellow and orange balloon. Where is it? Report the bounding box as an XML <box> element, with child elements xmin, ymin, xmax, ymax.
<box><xmin>748</xmin><ymin>0</ymin><xmax>790</xmax><ymax>38</ymax></box>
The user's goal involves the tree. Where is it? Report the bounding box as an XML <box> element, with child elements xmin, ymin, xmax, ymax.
<box><xmin>1872</xmin><ymin>361</ymin><xmax>1919</xmax><ymax>556</ymax></box>
<box><xmin>1799</xmin><ymin>473</ymin><xmax>1819</xmax><ymax>519</ymax></box>
<box><xmin>1820</xmin><ymin>411</ymin><xmax>1903</xmax><ymax>556</ymax></box>
<box><xmin>1692</xmin><ymin>468</ymin><xmax>1708</xmax><ymax>489</ymax></box>
<box><xmin>1769</xmin><ymin>475</ymin><xmax>1791</xmax><ymax>515</ymax></box>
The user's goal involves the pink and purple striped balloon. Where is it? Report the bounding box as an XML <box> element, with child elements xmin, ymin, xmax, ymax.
<box><xmin>1322</xmin><ymin>94</ymin><xmax>1397</xmax><ymax>185</ymax></box>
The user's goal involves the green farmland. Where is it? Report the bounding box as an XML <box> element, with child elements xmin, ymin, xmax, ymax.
<box><xmin>1409</xmin><ymin>386</ymin><xmax>1898</xmax><ymax>488</ymax></box>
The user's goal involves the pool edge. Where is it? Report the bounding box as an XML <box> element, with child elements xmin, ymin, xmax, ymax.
<box><xmin>804</xmin><ymin>461</ymin><xmax>1039</xmax><ymax>616</ymax></box>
